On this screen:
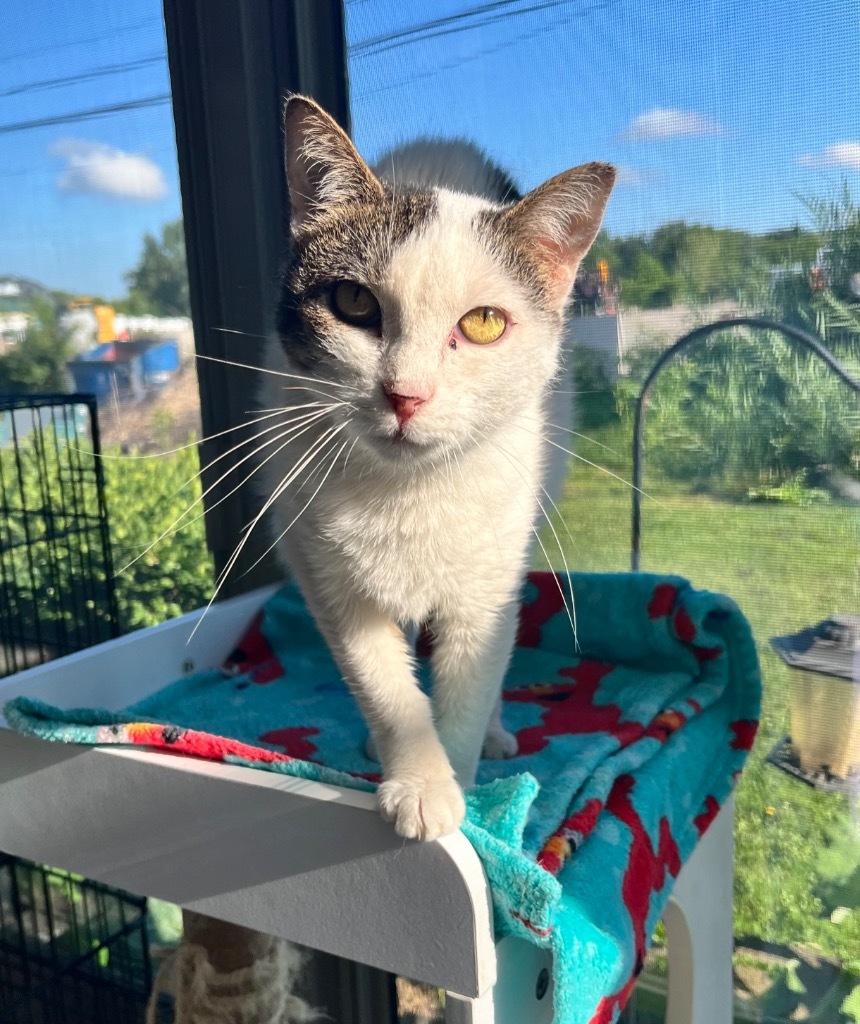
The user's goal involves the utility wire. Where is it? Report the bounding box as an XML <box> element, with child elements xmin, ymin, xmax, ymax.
<box><xmin>0</xmin><ymin>55</ymin><xmax>165</xmax><ymax>100</ymax></box>
<box><xmin>0</xmin><ymin>95</ymin><xmax>172</xmax><ymax>137</ymax></box>
<box><xmin>351</xmin><ymin>0</ymin><xmax>579</xmax><ymax>57</ymax></box>
<box><xmin>0</xmin><ymin>16</ymin><xmax>162</xmax><ymax>65</ymax></box>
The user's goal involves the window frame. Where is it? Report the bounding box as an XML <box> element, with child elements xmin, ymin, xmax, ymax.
<box><xmin>161</xmin><ymin>0</ymin><xmax>350</xmax><ymax>596</ymax></box>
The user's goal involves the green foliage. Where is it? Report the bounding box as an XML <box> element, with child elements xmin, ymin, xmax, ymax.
<box><xmin>0</xmin><ymin>297</ymin><xmax>71</xmax><ymax>394</ymax></box>
<box><xmin>621</xmin><ymin>251</ymin><xmax>673</xmax><ymax>308</ymax></box>
<box><xmin>583</xmin><ymin>221</ymin><xmax>820</xmax><ymax>309</ymax></box>
<box><xmin>746</xmin><ymin>471</ymin><xmax>831</xmax><ymax>506</ymax></box>
<box><xmin>104</xmin><ymin>439</ymin><xmax>215</xmax><ymax>631</ymax></box>
<box><xmin>123</xmin><ymin>219</ymin><xmax>190</xmax><ymax>317</ymax></box>
<box><xmin>616</xmin><ymin>326</ymin><xmax>860</xmax><ymax>495</ymax></box>
<box><xmin>0</xmin><ymin>426</ymin><xmax>213</xmax><ymax>638</ymax></box>
<box><xmin>802</xmin><ymin>181</ymin><xmax>860</xmax><ymax>304</ymax></box>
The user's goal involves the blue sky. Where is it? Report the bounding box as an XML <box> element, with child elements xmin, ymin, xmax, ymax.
<box><xmin>1</xmin><ymin>0</ymin><xmax>859</xmax><ymax>297</ymax></box>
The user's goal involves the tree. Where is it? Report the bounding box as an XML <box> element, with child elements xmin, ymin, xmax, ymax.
<box><xmin>0</xmin><ymin>298</ymin><xmax>71</xmax><ymax>394</ymax></box>
<box><xmin>620</xmin><ymin>250</ymin><xmax>673</xmax><ymax>308</ymax></box>
<box><xmin>123</xmin><ymin>219</ymin><xmax>190</xmax><ymax>317</ymax></box>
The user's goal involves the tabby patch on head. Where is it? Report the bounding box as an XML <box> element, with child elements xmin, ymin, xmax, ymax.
<box><xmin>275</xmin><ymin>95</ymin><xmax>615</xmax><ymax>464</ymax></box>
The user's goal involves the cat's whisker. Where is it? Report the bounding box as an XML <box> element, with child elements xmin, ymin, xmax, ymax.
<box><xmin>280</xmin><ymin>384</ymin><xmax>360</xmax><ymax>408</ymax></box>
<box><xmin>241</xmin><ymin>432</ymin><xmax>351</xmax><ymax>578</ymax></box>
<box><xmin>549</xmin><ymin>388</ymin><xmax>612</xmax><ymax>396</ymax></box>
<box><xmin>521</xmin><ymin>415</ymin><xmax>621</xmax><ymax>456</ymax></box>
<box><xmin>481</xmin><ymin>434</ymin><xmax>579</xmax><ymax>649</ymax></box>
<box><xmin>196</xmin><ymin>352</ymin><xmax>351</xmax><ymax>390</ymax></box>
<box><xmin>512</xmin><ymin>421</ymin><xmax>666</xmax><ymax>507</ymax></box>
<box><xmin>543</xmin><ymin>435</ymin><xmax>667</xmax><ymax>507</ymax></box>
<box><xmin>72</xmin><ymin>406</ymin><xmax>313</xmax><ymax>461</ymax></box>
<box><xmin>192</xmin><ymin>423</ymin><xmax>349</xmax><ymax>635</ymax></box>
<box><xmin>166</xmin><ymin>405</ymin><xmax>336</xmax><ymax>504</ymax></box>
<box><xmin>209</xmin><ymin>421</ymin><xmax>343</xmax><ymax>589</ymax></box>
<box><xmin>342</xmin><ymin>435</ymin><xmax>360</xmax><ymax>475</ymax></box>
<box><xmin>212</xmin><ymin>325</ymin><xmax>271</xmax><ymax>342</ymax></box>
<box><xmin>116</xmin><ymin>409</ymin><xmax>334</xmax><ymax>576</ymax></box>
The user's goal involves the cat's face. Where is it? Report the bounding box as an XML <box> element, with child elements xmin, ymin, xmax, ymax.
<box><xmin>277</xmin><ymin>97</ymin><xmax>615</xmax><ymax>465</ymax></box>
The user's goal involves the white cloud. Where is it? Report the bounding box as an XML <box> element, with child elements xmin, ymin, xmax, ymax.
<box><xmin>797</xmin><ymin>142</ymin><xmax>860</xmax><ymax>170</ymax></box>
<box><xmin>51</xmin><ymin>139</ymin><xmax>167</xmax><ymax>201</ymax></box>
<box><xmin>615</xmin><ymin>165</ymin><xmax>665</xmax><ymax>187</ymax></box>
<box><xmin>620</xmin><ymin>108</ymin><xmax>725</xmax><ymax>142</ymax></box>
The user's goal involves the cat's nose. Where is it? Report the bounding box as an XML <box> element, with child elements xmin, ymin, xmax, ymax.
<box><xmin>382</xmin><ymin>383</ymin><xmax>433</xmax><ymax>428</ymax></box>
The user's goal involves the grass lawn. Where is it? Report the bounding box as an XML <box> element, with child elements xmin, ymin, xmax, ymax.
<box><xmin>537</xmin><ymin>407</ymin><xmax>860</xmax><ymax>976</ymax></box>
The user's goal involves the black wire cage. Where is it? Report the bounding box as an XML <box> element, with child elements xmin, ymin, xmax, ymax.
<box><xmin>0</xmin><ymin>394</ymin><xmax>120</xmax><ymax>678</ymax></box>
<box><xmin>0</xmin><ymin>854</ymin><xmax>152</xmax><ymax>1024</ymax></box>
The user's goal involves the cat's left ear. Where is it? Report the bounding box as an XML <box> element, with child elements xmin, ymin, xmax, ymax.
<box><xmin>283</xmin><ymin>94</ymin><xmax>384</xmax><ymax>230</ymax></box>
<box><xmin>502</xmin><ymin>162</ymin><xmax>615</xmax><ymax>307</ymax></box>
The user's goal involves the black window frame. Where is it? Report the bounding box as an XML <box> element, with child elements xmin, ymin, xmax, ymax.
<box><xmin>162</xmin><ymin>0</ymin><xmax>350</xmax><ymax>596</ymax></box>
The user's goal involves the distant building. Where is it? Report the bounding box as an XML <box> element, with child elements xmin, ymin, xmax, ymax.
<box><xmin>0</xmin><ymin>276</ymin><xmax>54</xmax><ymax>348</ymax></box>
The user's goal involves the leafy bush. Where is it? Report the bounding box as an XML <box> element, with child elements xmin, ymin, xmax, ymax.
<box><xmin>616</xmin><ymin>325</ymin><xmax>860</xmax><ymax>496</ymax></box>
<box><xmin>104</xmin><ymin>441</ymin><xmax>214</xmax><ymax>631</ymax></box>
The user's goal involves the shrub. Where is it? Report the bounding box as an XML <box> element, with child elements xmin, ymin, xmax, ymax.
<box><xmin>616</xmin><ymin>325</ymin><xmax>860</xmax><ymax>496</ymax></box>
<box><xmin>104</xmin><ymin>442</ymin><xmax>215</xmax><ymax>631</ymax></box>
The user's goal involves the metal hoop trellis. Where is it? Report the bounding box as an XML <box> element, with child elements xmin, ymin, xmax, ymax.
<box><xmin>631</xmin><ymin>316</ymin><xmax>860</xmax><ymax>571</ymax></box>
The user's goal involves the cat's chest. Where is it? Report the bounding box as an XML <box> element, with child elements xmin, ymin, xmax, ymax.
<box><xmin>314</xmin><ymin>455</ymin><xmax>532</xmax><ymax>619</ymax></box>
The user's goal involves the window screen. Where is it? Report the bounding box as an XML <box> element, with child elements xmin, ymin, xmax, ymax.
<box><xmin>0</xmin><ymin>0</ymin><xmax>214</xmax><ymax>635</ymax></box>
<box><xmin>346</xmin><ymin>3</ymin><xmax>860</xmax><ymax>1021</ymax></box>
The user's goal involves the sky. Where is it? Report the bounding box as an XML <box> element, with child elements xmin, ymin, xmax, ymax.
<box><xmin>1</xmin><ymin>0</ymin><xmax>859</xmax><ymax>298</ymax></box>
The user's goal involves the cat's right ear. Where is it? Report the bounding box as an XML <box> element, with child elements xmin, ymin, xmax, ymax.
<box><xmin>283</xmin><ymin>95</ymin><xmax>383</xmax><ymax>230</ymax></box>
<box><xmin>501</xmin><ymin>162</ymin><xmax>616</xmax><ymax>308</ymax></box>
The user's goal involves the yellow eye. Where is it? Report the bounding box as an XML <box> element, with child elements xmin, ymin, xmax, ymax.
<box><xmin>457</xmin><ymin>306</ymin><xmax>507</xmax><ymax>345</ymax></box>
<box><xmin>331</xmin><ymin>281</ymin><xmax>381</xmax><ymax>327</ymax></box>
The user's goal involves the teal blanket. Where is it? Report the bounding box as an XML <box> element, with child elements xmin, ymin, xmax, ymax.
<box><xmin>6</xmin><ymin>571</ymin><xmax>761</xmax><ymax>1023</ymax></box>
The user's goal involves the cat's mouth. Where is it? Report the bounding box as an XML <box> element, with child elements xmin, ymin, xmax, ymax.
<box><xmin>360</xmin><ymin>422</ymin><xmax>442</xmax><ymax>462</ymax></box>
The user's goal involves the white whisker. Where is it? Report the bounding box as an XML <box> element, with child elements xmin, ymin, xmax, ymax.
<box><xmin>190</xmin><ymin>421</ymin><xmax>349</xmax><ymax>638</ymax></box>
<box><xmin>511</xmin><ymin>421</ymin><xmax>665</xmax><ymax>507</ymax></box>
<box><xmin>517</xmin><ymin>414</ymin><xmax>621</xmax><ymax>458</ymax></box>
<box><xmin>482</xmin><ymin>435</ymin><xmax>579</xmax><ymax>648</ymax></box>
<box><xmin>72</xmin><ymin>406</ymin><xmax>310</xmax><ymax>461</ymax></box>
<box><xmin>242</xmin><ymin>433</ymin><xmax>351</xmax><ymax>577</ymax></box>
<box><xmin>540</xmin><ymin>435</ymin><xmax>667</xmax><ymax>507</ymax></box>
<box><xmin>545</xmin><ymin>421</ymin><xmax>620</xmax><ymax>456</ymax></box>
<box><xmin>117</xmin><ymin>408</ymin><xmax>333</xmax><ymax>576</ymax></box>
<box><xmin>342</xmin><ymin>435</ymin><xmax>360</xmax><ymax>474</ymax></box>
<box><xmin>196</xmin><ymin>352</ymin><xmax>351</xmax><ymax>390</ymax></box>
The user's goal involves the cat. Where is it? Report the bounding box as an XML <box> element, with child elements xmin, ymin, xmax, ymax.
<box><xmin>258</xmin><ymin>95</ymin><xmax>614</xmax><ymax>840</ymax></box>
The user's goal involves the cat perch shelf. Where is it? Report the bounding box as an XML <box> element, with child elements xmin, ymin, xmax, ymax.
<box><xmin>0</xmin><ymin>586</ymin><xmax>734</xmax><ymax>1024</ymax></box>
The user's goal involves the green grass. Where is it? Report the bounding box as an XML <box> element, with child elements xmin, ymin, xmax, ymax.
<box><xmin>537</xmin><ymin>406</ymin><xmax>860</xmax><ymax>965</ymax></box>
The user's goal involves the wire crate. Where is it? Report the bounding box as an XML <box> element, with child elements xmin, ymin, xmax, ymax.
<box><xmin>0</xmin><ymin>854</ymin><xmax>153</xmax><ymax>1023</ymax></box>
<box><xmin>0</xmin><ymin>394</ymin><xmax>119</xmax><ymax>678</ymax></box>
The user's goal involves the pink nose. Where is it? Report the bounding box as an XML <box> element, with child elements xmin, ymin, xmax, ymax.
<box><xmin>382</xmin><ymin>383</ymin><xmax>432</xmax><ymax>428</ymax></box>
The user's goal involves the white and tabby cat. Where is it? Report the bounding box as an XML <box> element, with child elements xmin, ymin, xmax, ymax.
<box><xmin>258</xmin><ymin>96</ymin><xmax>614</xmax><ymax>840</ymax></box>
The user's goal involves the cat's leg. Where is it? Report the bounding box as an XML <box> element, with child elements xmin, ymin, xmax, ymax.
<box><xmin>431</xmin><ymin>600</ymin><xmax>520</xmax><ymax>788</ymax></box>
<box><xmin>300</xmin><ymin>585</ymin><xmax>464</xmax><ymax>840</ymax></box>
<box><xmin>364</xmin><ymin>621</ymin><xmax>420</xmax><ymax>764</ymax></box>
<box><xmin>481</xmin><ymin>693</ymin><xmax>518</xmax><ymax>760</ymax></box>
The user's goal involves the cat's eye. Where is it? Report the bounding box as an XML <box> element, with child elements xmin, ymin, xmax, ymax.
<box><xmin>457</xmin><ymin>306</ymin><xmax>507</xmax><ymax>345</ymax></box>
<box><xmin>330</xmin><ymin>281</ymin><xmax>381</xmax><ymax>328</ymax></box>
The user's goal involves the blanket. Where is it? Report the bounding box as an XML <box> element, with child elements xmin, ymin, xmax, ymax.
<box><xmin>5</xmin><ymin>571</ymin><xmax>761</xmax><ymax>1023</ymax></box>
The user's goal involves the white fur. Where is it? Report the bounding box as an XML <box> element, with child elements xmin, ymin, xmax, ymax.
<box><xmin>262</xmin><ymin>121</ymin><xmax>607</xmax><ymax>840</ymax></box>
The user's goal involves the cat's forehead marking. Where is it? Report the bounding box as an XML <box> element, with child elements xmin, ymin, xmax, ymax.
<box><xmin>291</xmin><ymin>188</ymin><xmax>436</xmax><ymax>287</ymax></box>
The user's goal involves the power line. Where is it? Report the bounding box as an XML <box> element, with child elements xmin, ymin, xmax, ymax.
<box><xmin>350</xmin><ymin>0</ymin><xmax>580</xmax><ymax>58</ymax></box>
<box><xmin>0</xmin><ymin>95</ymin><xmax>172</xmax><ymax>137</ymax></box>
<box><xmin>0</xmin><ymin>16</ymin><xmax>162</xmax><ymax>65</ymax></box>
<box><xmin>0</xmin><ymin>56</ymin><xmax>165</xmax><ymax>100</ymax></box>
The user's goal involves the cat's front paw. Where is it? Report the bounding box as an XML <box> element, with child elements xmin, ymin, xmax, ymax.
<box><xmin>482</xmin><ymin>727</ymin><xmax>518</xmax><ymax>760</ymax></box>
<box><xmin>377</xmin><ymin>775</ymin><xmax>465</xmax><ymax>840</ymax></box>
